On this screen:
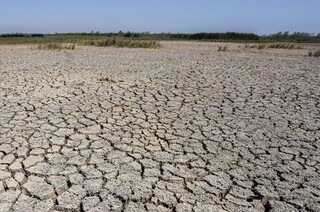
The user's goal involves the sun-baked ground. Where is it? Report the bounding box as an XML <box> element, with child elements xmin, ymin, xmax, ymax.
<box><xmin>0</xmin><ymin>42</ymin><xmax>319</xmax><ymax>211</ymax></box>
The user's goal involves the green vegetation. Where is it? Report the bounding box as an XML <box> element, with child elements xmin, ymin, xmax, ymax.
<box><xmin>37</xmin><ymin>43</ymin><xmax>75</xmax><ymax>50</ymax></box>
<box><xmin>308</xmin><ymin>50</ymin><xmax>320</xmax><ymax>57</ymax></box>
<box><xmin>170</xmin><ymin>32</ymin><xmax>259</xmax><ymax>40</ymax></box>
<box><xmin>0</xmin><ymin>31</ymin><xmax>319</xmax><ymax>46</ymax></box>
<box><xmin>0</xmin><ymin>34</ymin><xmax>107</xmax><ymax>45</ymax></box>
<box><xmin>0</xmin><ymin>33</ymin><xmax>44</xmax><ymax>38</ymax></box>
<box><xmin>82</xmin><ymin>37</ymin><xmax>159</xmax><ymax>48</ymax></box>
<box><xmin>0</xmin><ymin>32</ymin><xmax>260</xmax><ymax>42</ymax></box>
<box><xmin>0</xmin><ymin>33</ymin><xmax>160</xmax><ymax>49</ymax></box>
<box><xmin>261</xmin><ymin>31</ymin><xmax>320</xmax><ymax>43</ymax></box>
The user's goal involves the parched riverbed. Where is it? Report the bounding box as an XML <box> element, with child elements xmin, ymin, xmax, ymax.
<box><xmin>0</xmin><ymin>42</ymin><xmax>319</xmax><ymax>211</ymax></box>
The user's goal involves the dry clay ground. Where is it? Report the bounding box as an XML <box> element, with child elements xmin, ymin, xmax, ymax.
<box><xmin>0</xmin><ymin>42</ymin><xmax>319</xmax><ymax>212</ymax></box>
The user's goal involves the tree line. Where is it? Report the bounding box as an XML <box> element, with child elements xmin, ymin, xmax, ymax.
<box><xmin>1</xmin><ymin>31</ymin><xmax>320</xmax><ymax>42</ymax></box>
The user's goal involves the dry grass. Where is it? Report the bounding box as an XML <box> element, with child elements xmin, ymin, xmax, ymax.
<box><xmin>37</xmin><ymin>43</ymin><xmax>75</xmax><ymax>50</ymax></box>
<box><xmin>31</xmin><ymin>38</ymin><xmax>159</xmax><ymax>50</ymax></box>
<box><xmin>308</xmin><ymin>50</ymin><xmax>320</xmax><ymax>57</ymax></box>
<box><xmin>82</xmin><ymin>37</ymin><xmax>160</xmax><ymax>48</ymax></box>
<box><xmin>217</xmin><ymin>46</ymin><xmax>228</xmax><ymax>52</ymax></box>
<box><xmin>245</xmin><ymin>43</ymin><xmax>300</xmax><ymax>50</ymax></box>
<box><xmin>268</xmin><ymin>43</ymin><xmax>296</xmax><ymax>49</ymax></box>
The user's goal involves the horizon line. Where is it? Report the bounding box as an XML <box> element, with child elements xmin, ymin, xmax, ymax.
<box><xmin>1</xmin><ymin>31</ymin><xmax>320</xmax><ymax>36</ymax></box>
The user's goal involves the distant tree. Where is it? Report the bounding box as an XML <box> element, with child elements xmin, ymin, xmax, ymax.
<box><xmin>124</xmin><ymin>31</ymin><xmax>131</xmax><ymax>37</ymax></box>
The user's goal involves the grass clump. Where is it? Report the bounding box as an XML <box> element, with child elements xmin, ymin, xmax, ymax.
<box><xmin>83</xmin><ymin>37</ymin><xmax>160</xmax><ymax>48</ymax></box>
<box><xmin>308</xmin><ymin>50</ymin><xmax>320</xmax><ymax>57</ymax></box>
<box><xmin>257</xmin><ymin>44</ymin><xmax>267</xmax><ymax>49</ymax></box>
<box><xmin>37</xmin><ymin>43</ymin><xmax>75</xmax><ymax>50</ymax></box>
<box><xmin>245</xmin><ymin>43</ymin><xmax>300</xmax><ymax>50</ymax></box>
<box><xmin>268</xmin><ymin>43</ymin><xmax>295</xmax><ymax>49</ymax></box>
<box><xmin>245</xmin><ymin>44</ymin><xmax>266</xmax><ymax>49</ymax></box>
<box><xmin>217</xmin><ymin>46</ymin><xmax>228</xmax><ymax>52</ymax></box>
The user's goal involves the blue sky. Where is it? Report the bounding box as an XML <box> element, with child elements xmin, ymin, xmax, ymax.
<box><xmin>1</xmin><ymin>0</ymin><xmax>319</xmax><ymax>34</ymax></box>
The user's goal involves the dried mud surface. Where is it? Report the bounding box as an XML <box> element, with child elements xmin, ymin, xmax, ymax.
<box><xmin>0</xmin><ymin>42</ymin><xmax>319</xmax><ymax>211</ymax></box>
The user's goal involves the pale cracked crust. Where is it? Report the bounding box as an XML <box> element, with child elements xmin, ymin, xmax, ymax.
<box><xmin>0</xmin><ymin>42</ymin><xmax>319</xmax><ymax>211</ymax></box>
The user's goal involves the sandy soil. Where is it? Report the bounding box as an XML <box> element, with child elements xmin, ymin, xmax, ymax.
<box><xmin>0</xmin><ymin>42</ymin><xmax>319</xmax><ymax>211</ymax></box>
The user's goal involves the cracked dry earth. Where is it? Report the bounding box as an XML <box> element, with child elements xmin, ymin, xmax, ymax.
<box><xmin>0</xmin><ymin>42</ymin><xmax>319</xmax><ymax>212</ymax></box>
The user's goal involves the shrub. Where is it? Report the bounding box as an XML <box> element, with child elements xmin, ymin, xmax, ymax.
<box><xmin>172</xmin><ymin>32</ymin><xmax>259</xmax><ymax>40</ymax></box>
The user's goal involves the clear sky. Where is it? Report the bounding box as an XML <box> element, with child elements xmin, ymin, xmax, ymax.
<box><xmin>1</xmin><ymin>0</ymin><xmax>319</xmax><ymax>35</ymax></box>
